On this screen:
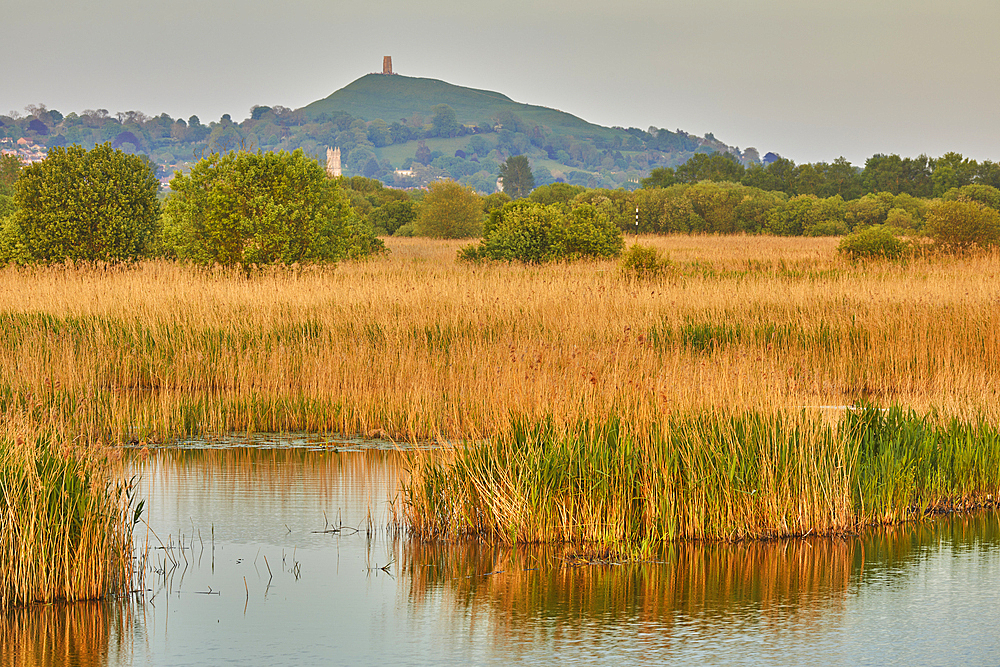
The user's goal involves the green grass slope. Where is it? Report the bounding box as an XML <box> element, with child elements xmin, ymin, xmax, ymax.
<box><xmin>301</xmin><ymin>74</ymin><xmax>623</xmax><ymax>140</ymax></box>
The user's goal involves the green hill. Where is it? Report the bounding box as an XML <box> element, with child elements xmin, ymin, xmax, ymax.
<box><xmin>301</xmin><ymin>73</ymin><xmax>621</xmax><ymax>140</ymax></box>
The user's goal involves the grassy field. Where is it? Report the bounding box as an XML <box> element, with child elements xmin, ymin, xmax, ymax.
<box><xmin>3</xmin><ymin>235</ymin><xmax>1000</xmax><ymax>558</ymax></box>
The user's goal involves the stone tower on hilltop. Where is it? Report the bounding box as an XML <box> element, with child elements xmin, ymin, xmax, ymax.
<box><xmin>383</xmin><ymin>56</ymin><xmax>393</xmax><ymax>75</ymax></box>
<box><xmin>326</xmin><ymin>147</ymin><xmax>342</xmax><ymax>178</ymax></box>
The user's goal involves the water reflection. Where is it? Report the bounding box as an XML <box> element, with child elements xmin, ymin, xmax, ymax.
<box><xmin>3</xmin><ymin>443</ymin><xmax>999</xmax><ymax>666</ymax></box>
<box><xmin>0</xmin><ymin>600</ymin><xmax>136</xmax><ymax>667</ymax></box>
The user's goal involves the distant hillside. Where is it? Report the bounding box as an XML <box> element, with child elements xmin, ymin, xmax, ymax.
<box><xmin>301</xmin><ymin>73</ymin><xmax>621</xmax><ymax>141</ymax></box>
<box><xmin>3</xmin><ymin>71</ymin><xmax>746</xmax><ymax>193</ymax></box>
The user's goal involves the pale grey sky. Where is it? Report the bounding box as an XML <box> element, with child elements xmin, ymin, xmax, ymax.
<box><xmin>5</xmin><ymin>0</ymin><xmax>999</xmax><ymax>165</ymax></box>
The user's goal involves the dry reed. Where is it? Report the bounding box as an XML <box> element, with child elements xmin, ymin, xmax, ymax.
<box><xmin>3</xmin><ymin>235</ymin><xmax>1000</xmax><ymax>553</ymax></box>
<box><xmin>2</xmin><ymin>236</ymin><xmax>999</xmax><ymax>444</ymax></box>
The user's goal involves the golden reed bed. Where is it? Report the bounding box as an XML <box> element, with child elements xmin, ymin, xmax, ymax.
<box><xmin>2</xmin><ymin>235</ymin><xmax>998</xmax><ymax>444</ymax></box>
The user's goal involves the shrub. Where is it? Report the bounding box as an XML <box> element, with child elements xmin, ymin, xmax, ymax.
<box><xmin>413</xmin><ymin>180</ymin><xmax>483</xmax><ymax>238</ymax></box>
<box><xmin>0</xmin><ymin>153</ymin><xmax>21</xmax><ymax>198</ymax></box>
<box><xmin>942</xmin><ymin>184</ymin><xmax>1000</xmax><ymax>211</ymax></box>
<box><xmin>837</xmin><ymin>225</ymin><xmax>908</xmax><ymax>261</ymax></box>
<box><xmin>393</xmin><ymin>223</ymin><xmax>416</xmax><ymax>237</ymax></box>
<box><xmin>482</xmin><ymin>192</ymin><xmax>512</xmax><ymax>214</ymax></box>
<box><xmin>13</xmin><ymin>143</ymin><xmax>159</xmax><ymax>263</ymax></box>
<box><xmin>925</xmin><ymin>199</ymin><xmax>1000</xmax><ymax>250</ymax></box>
<box><xmin>162</xmin><ymin>149</ymin><xmax>383</xmax><ymax>269</ymax></box>
<box><xmin>621</xmin><ymin>242</ymin><xmax>669</xmax><ymax>277</ymax></box>
<box><xmin>884</xmin><ymin>207</ymin><xmax>918</xmax><ymax>231</ymax></box>
<box><xmin>369</xmin><ymin>200</ymin><xmax>417</xmax><ymax>236</ymax></box>
<box><xmin>803</xmin><ymin>219</ymin><xmax>849</xmax><ymax>236</ymax></box>
<box><xmin>459</xmin><ymin>201</ymin><xmax>623</xmax><ymax>263</ymax></box>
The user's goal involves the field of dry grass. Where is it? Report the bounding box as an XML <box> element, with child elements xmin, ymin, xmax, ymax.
<box><xmin>2</xmin><ymin>235</ymin><xmax>998</xmax><ymax>444</ymax></box>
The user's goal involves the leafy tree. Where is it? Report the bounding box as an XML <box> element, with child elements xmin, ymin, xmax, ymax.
<box><xmin>640</xmin><ymin>167</ymin><xmax>676</xmax><ymax>189</ymax></box>
<box><xmin>414</xmin><ymin>180</ymin><xmax>483</xmax><ymax>238</ymax></box>
<box><xmin>369</xmin><ymin>200</ymin><xmax>417</xmax><ymax>235</ymax></box>
<box><xmin>460</xmin><ymin>200</ymin><xmax>622</xmax><ymax>263</ymax></box>
<box><xmin>529</xmin><ymin>183</ymin><xmax>585</xmax><ymax>206</ymax></box>
<box><xmin>846</xmin><ymin>192</ymin><xmax>896</xmax><ymax>229</ymax></box>
<box><xmin>931</xmin><ymin>152</ymin><xmax>977</xmax><ymax>197</ymax></box>
<box><xmin>675</xmin><ymin>152</ymin><xmax>745</xmax><ymax>184</ymax></box>
<box><xmin>430</xmin><ymin>104</ymin><xmax>459</xmax><ymax>138</ymax></box>
<box><xmin>162</xmin><ymin>149</ymin><xmax>383</xmax><ymax>269</ymax></box>
<box><xmin>367</xmin><ymin>119</ymin><xmax>391</xmax><ymax>147</ymax></box>
<box><xmin>942</xmin><ymin>184</ymin><xmax>1000</xmax><ymax>210</ymax></box>
<box><xmin>0</xmin><ymin>153</ymin><xmax>21</xmax><ymax>197</ymax></box>
<box><xmin>482</xmin><ymin>192</ymin><xmax>512</xmax><ymax>214</ymax></box>
<box><xmin>415</xmin><ymin>141</ymin><xmax>432</xmax><ymax>166</ymax></box>
<box><xmin>499</xmin><ymin>155</ymin><xmax>535</xmax><ymax>199</ymax></box>
<box><xmin>468</xmin><ymin>135</ymin><xmax>490</xmax><ymax>158</ymax></box>
<box><xmin>925</xmin><ymin>200</ymin><xmax>1000</xmax><ymax>250</ymax></box>
<box><xmin>742</xmin><ymin>157</ymin><xmax>794</xmax><ymax>193</ymax></box>
<box><xmin>823</xmin><ymin>157</ymin><xmax>864</xmax><ymax>200</ymax></box>
<box><xmin>13</xmin><ymin>143</ymin><xmax>159</xmax><ymax>263</ymax></box>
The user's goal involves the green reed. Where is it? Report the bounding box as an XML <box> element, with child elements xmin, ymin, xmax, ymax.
<box><xmin>404</xmin><ymin>406</ymin><xmax>1000</xmax><ymax>554</ymax></box>
<box><xmin>0</xmin><ymin>432</ymin><xmax>139</xmax><ymax>610</ymax></box>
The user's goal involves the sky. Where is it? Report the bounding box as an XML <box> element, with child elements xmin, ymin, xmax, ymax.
<box><xmin>5</xmin><ymin>0</ymin><xmax>1000</xmax><ymax>166</ymax></box>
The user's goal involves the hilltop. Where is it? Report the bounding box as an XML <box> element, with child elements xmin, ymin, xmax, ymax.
<box><xmin>301</xmin><ymin>73</ymin><xmax>622</xmax><ymax>141</ymax></box>
<box><xmin>0</xmin><ymin>69</ymin><xmax>743</xmax><ymax>193</ymax></box>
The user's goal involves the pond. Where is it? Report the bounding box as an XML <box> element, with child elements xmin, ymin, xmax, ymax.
<box><xmin>4</xmin><ymin>438</ymin><xmax>1000</xmax><ymax>666</ymax></box>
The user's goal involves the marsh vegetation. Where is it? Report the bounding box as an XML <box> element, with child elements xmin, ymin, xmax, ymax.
<box><xmin>2</xmin><ymin>235</ymin><xmax>999</xmax><ymax>565</ymax></box>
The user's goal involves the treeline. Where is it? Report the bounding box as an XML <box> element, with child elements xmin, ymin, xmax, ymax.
<box><xmin>644</xmin><ymin>151</ymin><xmax>1000</xmax><ymax>199</ymax></box>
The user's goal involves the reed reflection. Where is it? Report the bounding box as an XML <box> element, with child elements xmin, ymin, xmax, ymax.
<box><xmin>401</xmin><ymin>510</ymin><xmax>1000</xmax><ymax>649</ymax></box>
<box><xmin>0</xmin><ymin>600</ymin><xmax>137</xmax><ymax>667</ymax></box>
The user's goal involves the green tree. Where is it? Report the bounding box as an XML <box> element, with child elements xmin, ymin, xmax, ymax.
<box><xmin>675</xmin><ymin>152</ymin><xmax>745</xmax><ymax>184</ymax></box>
<box><xmin>162</xmin><ymin>149</ymin><xmax>382</xmax><ymax>269</ymax></box>
<box><xmin>430</xmin><ymin>104</ymin><xmax>459</xmax><ymax>138</ymax></box>
<box><xmin>13</xmin><ymin>143</ymin><xmax>159</xmax><ymax>263</ymax></box>
<box><xmin>925</xmin><ymin>200</ymin><xmax>1000</xmax><ymax>250</ymax></box>
<box><xmin>640</xmin><ymin>167</ymin><xmax>676</xmax><ymax>189</ymax></box>
<box><xmin>499</xmin><ymin>155</ymin><xmax>535</xmax><ymax>199</ymax></box>
<box><xmin>941</xmin><ymin>184</ymin><xmax>1000</xmax><ymax>211</ymax></box>
<box><xmin>461</xmin><ymin>200</ymin><xmax>622</xmax><ymax>263</ymax></box>
<box><xmin>0</xmin><ymin>153</ymin><xmax>21</xmax><ymax>197</ymax></box>
<box><xmin>414</xmin><ymin>180</ymin><xmax>483</xmax><ymax>238</ymax></box>
<box><xmin>369</xmin><ymin>200</ymin><xmax>417</xmax><ymax>235</ymax></box>
<box><xmin>529</xmin><ymin>183</ymin><xmax>586</xmax><ymax>205</ymax></box>
<box><xmin>931</xmin><ymin>152</ymin><xmax>977</xmax><ymax>197</ymax></box>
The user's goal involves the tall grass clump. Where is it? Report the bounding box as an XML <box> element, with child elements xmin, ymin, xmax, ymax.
<box><xmin>405</xmin><ymin>406</ymin><xmax>1000</xmax><ymax>554</ymax></box>
<box><xmin>0</xmin><ymin>430</ymin><xmax>139</xmax><ymax>610</ymax></box>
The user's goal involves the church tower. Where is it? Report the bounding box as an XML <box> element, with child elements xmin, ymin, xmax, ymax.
<box><xmin>326</xmin><ymin>147</ymin><xmax>342</xmax><ymax>178</ymax></box>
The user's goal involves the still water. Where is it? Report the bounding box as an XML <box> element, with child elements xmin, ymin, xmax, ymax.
<box><xmin>4</xmin><ymin>438</ymin><xmax>1000</xmax><ymax>666</ymax></box>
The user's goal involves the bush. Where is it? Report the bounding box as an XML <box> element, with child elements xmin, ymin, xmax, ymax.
<box><xmin>837</xmin><ymin>225</ymin><xmax>908</xmax><ymax>261</ymax></box>
<box><xmin>459</xmin><ymin>201</ymin><xmax>623</xmax><ymax>263</ymax></box>
<box><xmin>369</xmin><ymin>200</ymin><xmax>417</xmax><ymax>236</ymax></box>
<box><xmin>925</xmin><ymin>199</ymin><xmax>1000</xmax><ymax>251</ymax></box>
<box><xmin>413</xmin><ymin>180</ymin><xmax>483</xmax><ymax>238</ymax></box>
<box><xmin>0</xmin><ymin>153</ymin><xmax>21</xmax><ymax>198</ymax></box>
<box><xmin>621</xmin><ymin>243</ymin><xmax>669</xmax><ymax>277</ymax></box>
<box><xmin>942</xmin><ymin>184</ymin><xmax>1000</xmax><ymax>211</ymax></box>
<box><xmin>884</xmin><ymin>207</ymin><xmax>918</xmax><ymax>231</ymax></box>
<box><xmin>393</xmin><ymin>223</ymin><xmax>416</xmax><ymax>237</ymax></box>
<box><xmin>162</xmin><ymin>149</ymin><xmax>383</xmax><ymax>269</ymax></box>
<box><xmin>482</xmin><ymin>192</ymin><xmax>512</xmax><ymax>214</ymax></box>
<box><xmin>13</xmin><ymin>143</ymin><xmax>159</xmax><ymax>263</ymax></box>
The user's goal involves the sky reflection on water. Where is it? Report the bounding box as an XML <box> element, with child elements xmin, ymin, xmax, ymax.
<box><xmin>3</xmin><ymin>441</ymin><xmax>998</xmax><ymax>666</ymax></box>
